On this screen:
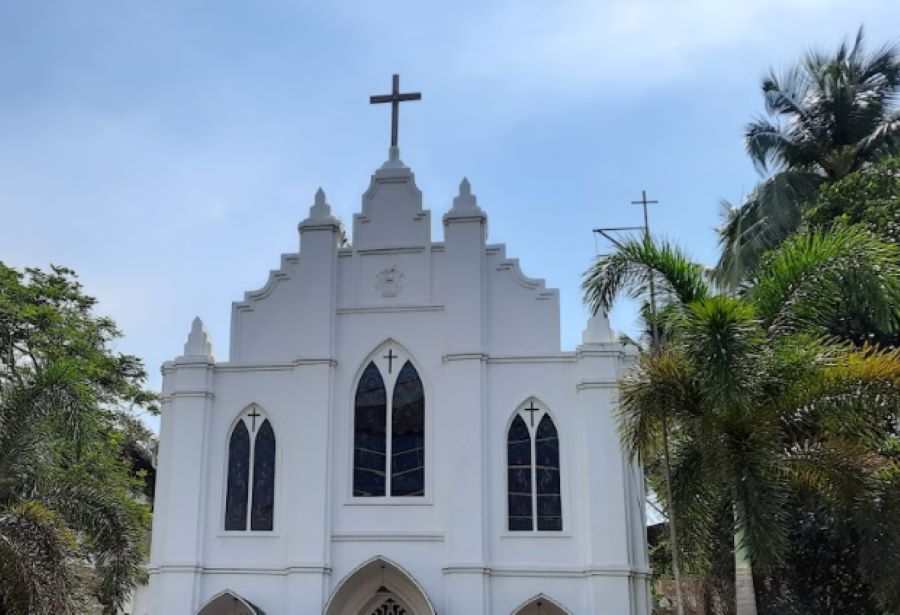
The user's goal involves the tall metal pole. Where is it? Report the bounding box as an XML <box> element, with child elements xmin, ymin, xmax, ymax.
<box><xmin>634</xmin><ymin>191</ymin><xmax>685</xmax><ymax>615</ymax></box>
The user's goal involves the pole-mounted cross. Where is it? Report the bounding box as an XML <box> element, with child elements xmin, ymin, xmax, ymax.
<box><xmin>525</xmin><ymin>402</ymin><xmax>540</xmax><ymax>427</ymax></box>
<box><xmin>383</xmin><ymin>348</ymin><xmax>398</xmax><ymax>374</ymax></box>
<box><xmin>370</xmin><ymin>74</ymin><xmax>421</xmax><ymax>148</ymax></box>
<box><xmin>630</xmin><ymin>190</ymin><xmax>659</xmax><ymax>240</ymax></box>
<box><xmin>247</xmin><ymin>407</ymin><xmax>262</xmax><ymax>432</ymax></box>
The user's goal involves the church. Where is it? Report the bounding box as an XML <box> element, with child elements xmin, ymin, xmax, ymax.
<box><xmin>147</xmin><ymin>77</ymin><xmax>650</xmax><ymax>615</ymax></box>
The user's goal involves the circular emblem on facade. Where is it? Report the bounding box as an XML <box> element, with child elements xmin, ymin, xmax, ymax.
<box><xmin>376</xmin><ymin>265</ymin><xmax>404</xmax><ymax>298</ymax></box>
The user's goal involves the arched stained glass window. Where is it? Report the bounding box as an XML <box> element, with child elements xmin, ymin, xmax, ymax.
<box><xmin>224</xmin><ymin>407</ymin><xmax>276</xmax><ymax>531</ymax></box>
<box><xmin>225</xmin><ymin>421</ymin><xmax>250</xmax><ymax>531</ymax></box>
<box><xmin>353</xmin><ymin>348</ymin><xmax>426</xmax><ymax>498</ymax></box>
<box><xmin>391</xmin><ymin>361</ymin><xmax>425</xmax><ymax>496</ymax></box>
<box><xmin>535</xmin><ymin>414</ymin><xmax>562</xmax><ymax>531</ymax></box>
<box><xmin>507</xmin><ymin>402</ymin><xmax>562</xmax><ymax>532</ymax></box>
<box><xmin>354</xmin><ymin>362</ymin><xmax>388</xmax><ymax>496</ymax></box>
<box><xmin>507</xmin><ymin>415</ymin><xmax>533</xmax><ymax>531</ymax></box>
<box><xmin>251</xmin><ymin>419</ymin><xmax>276</xmax><ymax>531</ymax></box>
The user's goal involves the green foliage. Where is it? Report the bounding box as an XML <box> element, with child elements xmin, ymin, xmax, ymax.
<box><xmin>717</xmin><ymin>28</ymin><xmax>900</xmax><ymax>284</ymax></box>
<box><xmin>0</xmin><ymin>263</ymin><xmax>157</xmax><ymax>615</ymax></box>
<box><xmin>806</xmin><ymin>154</ymin><xmax>900</xmax><ymax>245</ymax></box>
<box><xmin>749</xmin><ymin>227</ymin><xmax>900</xmax><ymax>343</ymax></box>
<box><xmin>583</xmin><ymin>227</ymin><xmax>900</xmax><ymax>612</ymax></box>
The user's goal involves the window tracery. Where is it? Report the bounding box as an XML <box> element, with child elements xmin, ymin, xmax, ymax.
<box><xmin>225</xmin><ymin>406</ymin><xmax>276</xmax><ymax>531</ymax></box>
<box><xmin>507</xmin><ymin>401</ymin><xmax>562</xmax><ymax>532</ymax></box>
<box><xmin>353</xmin><ymin>347</ymin><xmax>425</xmax><ymax>498</ymax></box>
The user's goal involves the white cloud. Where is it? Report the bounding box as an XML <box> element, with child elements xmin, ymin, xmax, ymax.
<box><xmin>450</xmin><ymin>0</ymin><xmax>856</xmax><ymax>96</ymax></box>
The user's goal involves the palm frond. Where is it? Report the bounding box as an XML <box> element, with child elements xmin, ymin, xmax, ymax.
<box><xmin>715</xmin><ymin>171</ymin><xmax>822</xmax><ymax>286</ymax></box>
<box><xmin>43</xmin><ymin>481</ymin><xmax>148</xmax><ymax>612</ymax></box>
<box><xmin>0</xmin><ymin>501</ymin><xmax>86</xmax><ymax>615</ymax></box>
<box><xmin>750</xmin><ymin>227</ymin><xmax>900</xmax><ymax>336</ymax></box>
<box><xmin>618</xmin><ymin>350</ymin><xmax>701</xmax><ymax>461</ymax></box>
<box><xmin>582</xmin><ymin>237</ymin><xmax>710</xmax><ymax>316</ymax></box>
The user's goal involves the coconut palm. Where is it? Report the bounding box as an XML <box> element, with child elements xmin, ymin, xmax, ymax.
<box><xmin>718</xmin><ymin>27</ymin><xmax>900</xmax><ymax>284</ymax></box>
<box><xmin>583</xmin><ymin>227</ymin><xmax>900</xmax><ymax>614</ymax></box>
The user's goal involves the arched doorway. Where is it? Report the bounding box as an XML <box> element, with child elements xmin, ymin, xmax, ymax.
<box><xmin>512</xmin><ymin>594</ymin><xmax>571</xmax><ymax>615</ymax></box>
<box><xmin>324</xmin><ymin>557</ymin><xmax>436</xmax><ymax>615</ymax></box>
<box><xmin>196</xmin><ymin>590</ymin><xmax>264</xmax><ymax>615</ymax></box>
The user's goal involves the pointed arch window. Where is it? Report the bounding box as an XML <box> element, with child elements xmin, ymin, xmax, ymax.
<box><xmin>354</xmin><ymin>348</ymin><xmax>425</xmax><ymax>497</ymax></box>
<box><xmin>507</xmin><ymin>401</ymin><xmax>562</xmax><ymax>531</ymax></box>
<box><xmin>225</xmin><ymin>406</ymin><xmax>276</xmax><ymax>531</ymax></box>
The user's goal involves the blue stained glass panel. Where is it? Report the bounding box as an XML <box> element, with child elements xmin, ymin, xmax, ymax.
<box><xmin>354</xmin><ymin>362</ymin><xmax>387</xmax><ymax>496</ymax></box>
<box><xmin>225</xmin><ymin>420</ymin><xmax>250</xmax><ymax>530</ymax></box>
<box><xmin>251</xmin><ymin>419</ymin><xmax>276</xmax><ymax>531</ymax></box>
<box><xmin>391</xmin><ymin>361</ymin><xmax>425</xmax><ymax>496</ymax></box>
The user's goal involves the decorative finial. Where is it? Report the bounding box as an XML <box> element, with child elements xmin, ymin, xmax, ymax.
<box><xmin>182</xmin><ymin>316</ymin><xmax>214</xmax><ymax>359</ymax></box>
<box><xmin>582</xmin><ymin>311</ymin><xmax>615</xmax><ymax>344</ymax></box>
<box><xmin>308</xmin><ymin>187</ymin><xmax>333</xmax><ymax>219</ymax></box>
<box><xmin>452</xmin><ymin>176</ymin><xmax>478</xmax><ymax>211</ymax></box>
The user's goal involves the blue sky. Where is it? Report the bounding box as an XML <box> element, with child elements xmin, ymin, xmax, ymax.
<box><xmin>2</xmin><ymin>1</ymin><xmax>898</xmax><ymax>431</ymax></box>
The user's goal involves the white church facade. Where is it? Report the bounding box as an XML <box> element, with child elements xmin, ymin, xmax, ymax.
<box><xmin>147</xmin><ymin>138</ymin><xmax>650</xmax><ymax>614</ymax></box>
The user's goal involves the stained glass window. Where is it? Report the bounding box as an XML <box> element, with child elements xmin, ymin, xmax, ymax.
<box><xmin>507</xmin><ymin>415</ymin><xmax>534</xmax><ymax>531</ymax></box>
<box><xmin>391</xmin><ymin>361</ymin><xmax>425</xmax><ymax>496</ymax></box>
<box><xmin>535</xmin><ymin>414</ymin><xmax>562</xmax><ymax>531</ymax></box>
<box><xmin>225</xmin><ymin>409</ymin><xmax>277</xmax><ymax>532</ymax></box>
<box><xmin>354</xmin><ymin>362</ymin><xmax>387</xmax><ymax>496</ymax></box>
<box><xmin>251</xmin><ymin>419</ymin><xmax>276</xmax><ymax>531</ymax></box>
<box><xmin>225</xmin><ymin>420</ymin><xmax>250</xmax><ymax>531</ymax></box>
<box><xmin>508</xmin><ymin>405</ymin><xmax>562</xmax><ymax>532</ymax></box>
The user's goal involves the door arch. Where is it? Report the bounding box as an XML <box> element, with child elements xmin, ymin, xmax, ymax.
<box><xmin>324</xmin><ymin>556</ymin><xmax>436</xmax><ymax>615</ymax></box>
<box><xmin>512</xmin><ymin>594</ymin><xmax>572</xmax><ymax>615</ymax></box>
<box><xmin>196</xmin><ymin>590</ymin><xmax>264</xmax><ymax>615</ymax></box>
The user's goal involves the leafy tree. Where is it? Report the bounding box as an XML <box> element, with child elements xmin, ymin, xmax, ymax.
<box><xmin>717</xmin><ymin>28</ymin><xmax>900</xmax><ymax>284</ymax></box>
<box><xmin>806</xmin><ymin>153</ymin><xmax>900</xmax><ymax>245</ymax></box>
<box><xmin>0</xmin><ymin>263</ymin><xmax>157</xmax><ymax>614</ymax></box>
<box><xmin>583</xmin><ymin>227</ymin><xmax>900</xmax><ymax>614</ymax></box>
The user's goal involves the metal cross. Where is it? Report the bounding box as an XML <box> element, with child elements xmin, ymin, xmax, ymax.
<box><xmin>383</xmin><ymin>348</ymin><xmax>397</xmax><ymax>374</ymax></box>
<box><xmin>630</xmin><ymin>190</ymin><xmax>659</xmax><ymax>240</ymax></box>
<box><xmin>247</xmin><ymin>407</ymin><xmax>262</xmax><ymax>431</ymax></box>
<box><xmin>369</xmin><ymin>74</ymin><xmax>421</xmax><ymax>148</ymax></box>
<box><xmin>525</xmin><ymin>402</ymin><xmax>540</xmax><ymax>427</ymax></box>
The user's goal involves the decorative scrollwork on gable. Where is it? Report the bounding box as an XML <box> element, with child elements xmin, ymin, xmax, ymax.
<box><xmin>370</xmin><ymin>598</ymin><xmax>408</xmax><ymax>615</ymax></box>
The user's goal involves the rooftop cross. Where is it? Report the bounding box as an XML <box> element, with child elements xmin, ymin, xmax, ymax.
<box><xmin>369</xmin><ymin>74</ymin><xmax>421</xmax><ymax>148</ymax></box>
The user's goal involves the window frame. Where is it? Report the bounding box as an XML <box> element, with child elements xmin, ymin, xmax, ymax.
<box><xmin>221</xmin><ymin>404</ymin><xmax>279</xmax><ymax>534</ymax></box>
<box><xmin>348</xmin><ymin>343</ymin><xmax>431</xmax><ymax>505</ymax></box>
<box><xmin>503</xmin><ymin>399</ymin><xmax>567</xmax><ymax>536</ymax></box>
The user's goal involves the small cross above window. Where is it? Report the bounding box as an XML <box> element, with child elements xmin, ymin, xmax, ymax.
<box><xmin>525</xmin><ymin>402</ymin><xmax>540</xmax><ymax>427</ymax></box>
<box><xmin>247</xmin><ymin>407</ymin><xmax>262</xmax><ymax>431</ymax></box>
<box><xmin>383</xmin><ymin>348</ymin><xmax>398</xmax><ymax>373</ymax></box>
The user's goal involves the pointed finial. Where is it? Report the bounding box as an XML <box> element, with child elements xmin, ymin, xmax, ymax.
<box><xmin>308</xmin><ymin>187</ymin><xmax>333</xmax><ymax>219</ymax></box>
<box><xmin>452</xmin><ymin>176</ymin><xmax>478</xmax><ymax>211</ymax></box>
<box><xmin>182</xmin><ymin>316</ymin><xmax>214</xmax><ymax>359</ymax></box>
<box><xmin>582</xmin><ymin>311</ymin><xmax>615</xmax><ymax>344</ymax></box>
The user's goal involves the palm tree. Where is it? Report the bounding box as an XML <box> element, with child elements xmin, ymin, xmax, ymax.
<box><xmin>718</xmin><ymin>27</ymin><xmax>900</xmax><ymax>284</ymax></box>
<box><xmin>584</xmin><ymin>227</ymin><xmax>900</xmax><ymax>614</ymax></box>
<box><xmin>0</xmin><ymin>264</ymin><xmax>154</xmax><ymax>614</ymax></box>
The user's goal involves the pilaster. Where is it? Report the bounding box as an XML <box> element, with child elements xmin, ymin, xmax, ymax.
<box><xmin>440</xmin><ymin>179</ymin><xmax>490</xmax><ymax>611</ymax></box>
<box><xmin>149</xmin><ymin>318</ymin><xmax>216</xmax><ymax>615</ymax></box>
